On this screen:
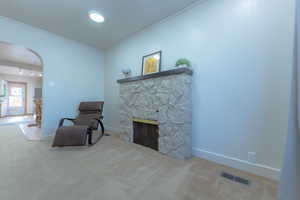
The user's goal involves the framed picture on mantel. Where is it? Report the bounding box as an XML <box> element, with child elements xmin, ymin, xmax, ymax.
<box><xmin>142</xmin><ymin>51</ymin><xmax>161</xmax><ymax>76</ymax></box>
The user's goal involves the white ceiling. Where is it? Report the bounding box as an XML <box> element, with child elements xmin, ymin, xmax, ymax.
<box><xmin>0</xmin><ymin>42</ymin><xmax>43</xmax><ymax>77</ymax></box>
<box><xmin>0</xmin><ymin>65</ymin><xmax>42</xmax><ymax>77</ymax></box>
<box><xmin>0</xmin><ymin>0</ymin><xmax>199</xmax><ymax>49</ymax></box>
<box><xmin>0</xmin><ymin>42</ymin><xmax>43</xmax><ymax>70</ymax></box>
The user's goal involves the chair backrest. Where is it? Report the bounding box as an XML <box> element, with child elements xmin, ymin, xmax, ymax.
<box><xmin>74</xmin><ymin>101</ymin><xmax>104</xmax><ymax>130</ymax></box>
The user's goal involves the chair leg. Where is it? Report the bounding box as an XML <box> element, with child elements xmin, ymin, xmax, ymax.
<box><xmin>87</xmin><ymin>129</ymin><xmax>93</xmax><ymax>145</ymax></box>
<box><xmin>99</xmin><ymin>120</ymin><xmax>104</xmax><ymax>134</ymax></box>
<box><xmin>88</xmin><ymin>121</ymin><xmax>105</xmax><ymax>146</ymax></box>
<box><xmin>99</xmin><ymin>120</ymin><xmax>109</xmax><ymax>136</ymax></box>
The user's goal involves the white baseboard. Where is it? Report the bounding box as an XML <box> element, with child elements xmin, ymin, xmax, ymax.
<box><xmin>192</xmin><ymin>148</ymin><xmax>281</xmax><ymax>181</ymax></box>
<box><xmin>100</xmin><ymin>124</ymin><xmax>281</xmax><ymax>180</ymax></box>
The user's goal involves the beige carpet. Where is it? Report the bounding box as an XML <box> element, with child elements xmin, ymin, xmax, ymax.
<box><xmin>0</xmin><ymin>125</ymin><xmax>277</xmax><ymax>200</ymax></box>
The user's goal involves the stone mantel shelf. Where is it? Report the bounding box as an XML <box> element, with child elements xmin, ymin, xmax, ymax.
<box><xmin>117</xmin><ymin>67</ymin><xmax>193</xmax><ymax>84</ymax></box>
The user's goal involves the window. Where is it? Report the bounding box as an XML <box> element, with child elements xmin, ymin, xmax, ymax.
<box><xmin>8</xmin><ymin>87</ymin><xmax>23</xmax><ymax>108</ymax></box>
<box><xmin>11</xmin><ymin>87</ymin><xmax>22</xmax><ymax>96</ymax></box>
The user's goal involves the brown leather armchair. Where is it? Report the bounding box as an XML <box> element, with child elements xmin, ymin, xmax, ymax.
<box><xmin>52</xmin><ymin>101</ymin><xmax>105</xmax><ymax>147</ymax></box>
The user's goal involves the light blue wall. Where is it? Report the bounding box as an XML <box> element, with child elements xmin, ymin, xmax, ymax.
<box><xmin>278</xmin><ymin>1</ymin><xmax>300</xmax><ymax>197</ymax></box>
<box><xmin>104</xmin><ymin>0</ymin><xmax>295</xmax><ymax>179</ymax></box>
<box><xmin>0</xmin><ymin>17</ymin><xmax>105</xmax><ymax>135</ymax></box>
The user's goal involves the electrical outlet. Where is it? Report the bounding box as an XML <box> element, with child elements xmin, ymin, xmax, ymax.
<box><xmin>248</xmin><ymin>152</ymin><xmax>256</xmax><ymax>163</ymax></box>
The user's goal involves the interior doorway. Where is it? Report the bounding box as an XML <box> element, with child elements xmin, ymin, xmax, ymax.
<box><xmin>7</xmin><ymin>81</ymin><xmax>27</xmax><ymax>116</ymax></box>
<box><xmin>0</xmin><ymin>41</ymin><xmax>43</xmax><ymax>140</ymax></box>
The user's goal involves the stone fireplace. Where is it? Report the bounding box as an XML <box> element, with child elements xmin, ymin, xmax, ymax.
<box><xmin>117</xmin><ymin>68</ymin><xmax>193</xmax><ymax>159</ymax></box>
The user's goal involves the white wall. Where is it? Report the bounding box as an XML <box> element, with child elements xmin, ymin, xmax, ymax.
<box><xmin>0</xmin><ymin>73</ymin><xmax>42</xmax><ymax>114</ymax></box>
<box><xmin>104</xmin><ymin>0</ymin><xmax>295</xmax><ymax>180</ymax></box>
<box><xmin>0</xmin><ymin>17</ymin><xmax>105</xmax><ymax>135</ymax></box>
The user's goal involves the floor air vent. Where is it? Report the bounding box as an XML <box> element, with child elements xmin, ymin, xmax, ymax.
<box><xmin>221</xmin><ymin>172</ymin><xmax>251</xmax><ymax>186</ymax></box>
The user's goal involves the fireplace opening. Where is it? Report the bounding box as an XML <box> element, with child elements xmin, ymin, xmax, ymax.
<box><xmin>133</xmin><ymin>118</ymin><xmax>159</xmax><ymax>151</ymax></box>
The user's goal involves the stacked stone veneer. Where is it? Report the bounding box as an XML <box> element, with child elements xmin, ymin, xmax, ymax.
<box><xmin>117</xmin><ymin>68</ymin><xmax>193</xmax><ymax>159</ymax></box>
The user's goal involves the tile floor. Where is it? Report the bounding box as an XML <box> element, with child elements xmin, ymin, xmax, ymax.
<box><xmin>0</xmin><ymin>115</ymin><xmax>35</xmax><ymax>125</ymax></box>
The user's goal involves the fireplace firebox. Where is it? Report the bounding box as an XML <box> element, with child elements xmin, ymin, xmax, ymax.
<box><xmin>133</xmin><ymin>118</ymin><xmax>159</xmax><ymax>151</ymax></box>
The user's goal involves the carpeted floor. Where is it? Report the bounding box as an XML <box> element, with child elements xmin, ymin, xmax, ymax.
<box><xmin>0</xmin><ymin>125</ymin><xmax>277</xmax><ymax>200</ymax></box>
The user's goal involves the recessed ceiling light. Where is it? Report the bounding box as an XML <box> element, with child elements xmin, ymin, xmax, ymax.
<box><xmin>89</xmin><ymin>11</ymin><xmax>105</xmax><ymax>23</ymax></box>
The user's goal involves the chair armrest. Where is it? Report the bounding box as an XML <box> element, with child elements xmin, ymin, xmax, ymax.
<box><xmin>59</xmin><ymin>118</ymin><xmax>76</xmax><ymax>127</ymax></box>
<box><xmin>91</xmin><ymin>118</ymin><xmax>103</xmax><ymax>125</ymax></box>
<box><xmin>93</xmin><ymin>118</ymin><xmax>102</xmax><ymax>122</ymax></box>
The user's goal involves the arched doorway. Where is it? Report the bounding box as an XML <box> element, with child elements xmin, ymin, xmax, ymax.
<box><xmin>0</xmin><ymin>41</ymin><xmax>43</xmax><ymax>139</ymax></box>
